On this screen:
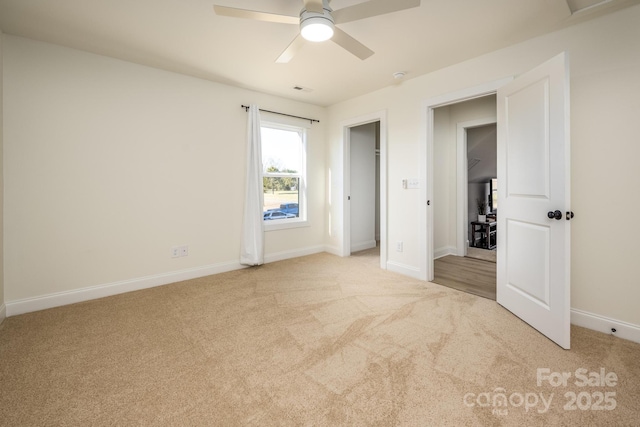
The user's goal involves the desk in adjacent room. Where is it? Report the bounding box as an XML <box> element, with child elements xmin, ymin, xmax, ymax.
<box><xmin>470</xmin><ymin>220</ymin><xmax>497</xmax><ymax>250</ymax></box>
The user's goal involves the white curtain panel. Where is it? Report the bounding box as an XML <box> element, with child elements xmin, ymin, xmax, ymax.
<box><xmin>240</xmin><ymin>105</ymin><xmax>265</xmax><ymax>266</ymax></box>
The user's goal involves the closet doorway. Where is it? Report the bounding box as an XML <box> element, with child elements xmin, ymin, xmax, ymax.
<box><xmin>349</xmin><ymin>122</ymin><xmax>381</xmax><ymax>255</ymax></box>
<box><xmin>341</xmin><ymin>110</ymin><xmax>387</xmax><ymax>270</ymax></box>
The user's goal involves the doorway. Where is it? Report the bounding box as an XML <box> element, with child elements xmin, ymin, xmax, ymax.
<box><xmin>341</xmin><ymin>110</ymin><xmax>387</xmax><ymax>270</ymax></box>
<box><xmin>419</xmin><ymin>78</ymin><xmax>511</xmax><ymax>284</ymax></box>
<box><xmin>349</xmin><ymin>122</ymin><xmax>380</xmax><ymax>254</ymax></box>
<box><xmin>421</xmin><ymin>54</ymin><xmax>571</xmax><ymax>348</ymax></box>
<box><xmin>431</xmin><ymin>96</ymin><xmax>498</xmax><ymax>299</ymax></box>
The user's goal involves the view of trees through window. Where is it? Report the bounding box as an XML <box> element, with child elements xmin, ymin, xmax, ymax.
<box><xmin>261</xmin><ymin>124</ymin><xmax>304</xmax><ymax>221</ymax></box>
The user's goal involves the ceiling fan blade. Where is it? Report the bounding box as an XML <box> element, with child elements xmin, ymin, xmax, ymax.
<box><xmin>333</xmin><ymin>0</ymin><xmax>421</xmax><ymax>24</ymax></box>
<box><xmin>331</xmin><ymin>27</ymin><xmax>374</xmax><ymax>60</ymax></box>
<box><xmin>276</xmin><ymin>34</ymin><xmax>306</xmax><ymax>63</ymax></box>
<box><xmin>213</xmin><ymin>5</ymin><xmax>298</xmax><ymax>25</ymax></box>
<box><xmin>303</xmin><ymin>0</ymin><xmax>324</xmax><ymax>13</ymax></box>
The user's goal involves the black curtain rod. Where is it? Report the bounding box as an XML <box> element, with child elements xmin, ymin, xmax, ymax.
<box><xmin>241</xmin><ymin>105</ymin><xmax>319</xmax><ymax>124</ymax></box>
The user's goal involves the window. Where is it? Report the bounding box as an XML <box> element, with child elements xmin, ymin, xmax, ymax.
<box><xmin>490</xmin><ymin>178</ymin><xmax>498</xmax><ymax>212</ymax></box>
<box><xmin>261</xmin><ymin>121</ymin><xmax>307</xmax><ymax>230</ymax></box>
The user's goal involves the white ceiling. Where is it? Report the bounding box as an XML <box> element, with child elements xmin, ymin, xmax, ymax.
<box><xmin>1</xmin><ymin>0</ymin><xmax>638</xmax><ymax>106</ymax></box>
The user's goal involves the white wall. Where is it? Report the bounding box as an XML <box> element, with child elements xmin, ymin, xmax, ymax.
<box><xmin>349</xmin><ymin>123</ymin><xmax>377</xmax><ymax>252</ymax></box>
<box><xmin>0</xmin><ymin>31</ymin><xmax>5</xmax><ymax>324</ymax></box>
<box><xmin>3</xmin><ymin>36</ymin><xmax>327</xmax><ymax>311</ymax></box>
<box><xmin>432</xmin><ymin>106</ymin><xmax>452</xmax><ymax>256</ymax></box>
<box><xmin>327</xmin><ymin>5</ymin><xmax>640</xmax><ymax>328</ymax></box>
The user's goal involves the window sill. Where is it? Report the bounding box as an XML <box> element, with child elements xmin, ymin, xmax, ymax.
<box><xmin>264</xmin><ymin>219</ymin><xmax>310</xmax><ymax>232</ymax></box>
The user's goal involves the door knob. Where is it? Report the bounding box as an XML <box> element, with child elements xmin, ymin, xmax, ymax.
<box><xmin>547</xmin><ymin>210</ymin><xmax>562</xmax><ymax>220</ymax></box>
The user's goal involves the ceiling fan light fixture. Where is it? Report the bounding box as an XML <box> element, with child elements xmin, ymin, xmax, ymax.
<box><xmin>300</xmin><ymin>14</ymin><xmax>334</xmax><ymax>42</ymax></box>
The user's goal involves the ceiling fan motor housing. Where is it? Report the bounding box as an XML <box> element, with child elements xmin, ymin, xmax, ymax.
<box><xmin>300</xmin><ymin>5</ymin><xmax>335</xmax><ymax>42</ymax></box>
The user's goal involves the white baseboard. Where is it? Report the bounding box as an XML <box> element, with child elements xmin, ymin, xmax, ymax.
<box><xmin>350</xmin><ymin>240</ymin><xmax>377</xmax><ymax>253</ymax></box>
<box><xmin>6</xmin><ymin>245</ymin><xmax>326</xmax><ymax>317</ymax></box>
<box><xmin>323</xmin><ymin>245</ymin><xmax>344</xmax><ymax>257</ymax></box>
<box><xmin>571</xmin><ymin>308</ymin><xmax>640</xmax><ymax>345</ymax></box>
<box><xmin>6</xmin><ymin>260</ymin><xmax>246</xmax><ymax>317</ymax></box>
<box><xmin>434</xmin><ymin>246</ymin><xmax>457</xmax><ymax>260</ymax></box>
<box><xmin>13</xmin><ymin>247</ymin><xmax>637</xmax><ymax>348</ymax></box>
<box><xmin>0</xmin><ymin>303</ymin><xmax>6</xmax><ymax>324</ymax></box>
<box><xmin>387</xmin><ymin>261</ymin><xmax>422</xmax><ymax>280</ymax></box>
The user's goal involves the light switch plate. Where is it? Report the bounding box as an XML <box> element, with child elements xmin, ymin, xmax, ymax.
<box><xmin>407</xmin><ymin>178</ymin><xmax>420</xmax><ymax>189</ymax></box>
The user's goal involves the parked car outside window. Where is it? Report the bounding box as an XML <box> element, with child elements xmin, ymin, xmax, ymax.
<box><xmin>278</xmin><ymin>203</ymin><xmax>299</xmax><ymax>217</ymax></box>
<box><xmin>263</xmin><ymin>211</ymin><xmax>296</xmax><ymax>220</ymax></box>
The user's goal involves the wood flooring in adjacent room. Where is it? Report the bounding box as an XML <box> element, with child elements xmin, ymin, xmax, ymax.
<box><xmin>433</xmin><ymin>255</ymin><xmax>496</xmax><ymax>300</ymax></box>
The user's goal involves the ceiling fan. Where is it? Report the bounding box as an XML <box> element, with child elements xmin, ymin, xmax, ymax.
<box><xmin>213</xmin><ymin>0</ymin><xmax>421</xmax><ymax>63</ymax></box>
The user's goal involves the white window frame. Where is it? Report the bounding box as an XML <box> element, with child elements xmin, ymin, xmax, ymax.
<box><xmin>261</xmin><ymin>119</ymin><xmax>309</xmax><ymax>231</ymax></box>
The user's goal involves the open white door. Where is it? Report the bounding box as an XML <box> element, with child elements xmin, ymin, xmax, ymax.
<box><xmin>496</xmin><ymin>53</ymin><xmax>571</xmax><ymax>349</ymax></box>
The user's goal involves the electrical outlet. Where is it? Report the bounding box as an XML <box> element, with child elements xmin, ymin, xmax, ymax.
<box><xmin>396</xmin><ymin>241</ymin><xmax>403</xmax><ymax>252</ymax></box>
<box><xmin>171</xmin><ymin>245</ymin><xmax>189</xmax><ymax>258</ymax></box>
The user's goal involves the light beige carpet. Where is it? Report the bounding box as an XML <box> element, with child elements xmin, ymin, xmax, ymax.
<box><xmin>1</xmin><ymin>250</ymin><xmax>639</xmax><ymax>426</ymax></box>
